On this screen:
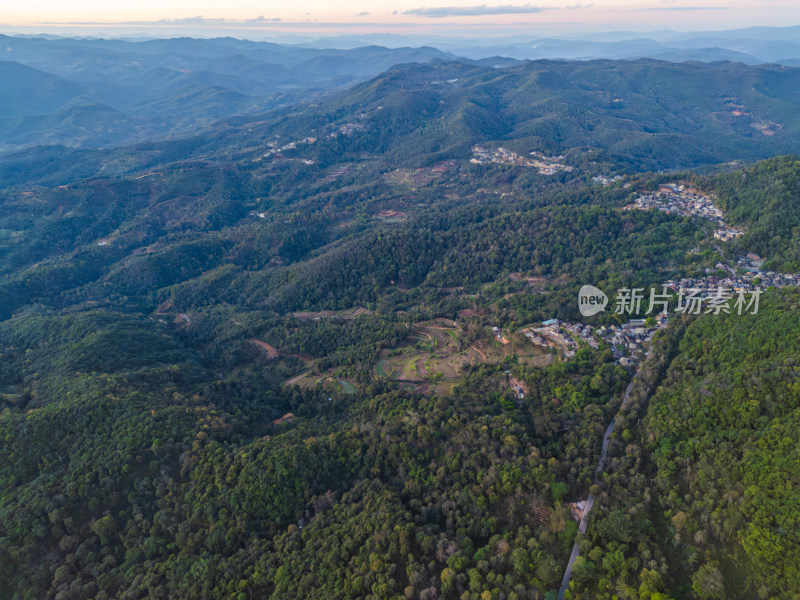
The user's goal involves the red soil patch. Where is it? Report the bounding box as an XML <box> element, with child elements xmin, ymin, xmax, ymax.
<box><xmin>248</xmin><ymin>339</ymin><xmax>279</xmax><ymax>359</ymax></box>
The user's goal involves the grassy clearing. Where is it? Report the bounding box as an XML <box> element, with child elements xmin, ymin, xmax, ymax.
<box><xmin>370</xmin><ymin>320</ymin><xmax>552</xmax><ymax>393</ymax></box>
<box><xmin>339</xmin><ymin>380</ymin><xmax>357</xmax><ymax>394</ymax></box>
<box><xmin>375</xmin><ymin>359</ymin><xmax>395</xmax><ymax>378</ymax></box>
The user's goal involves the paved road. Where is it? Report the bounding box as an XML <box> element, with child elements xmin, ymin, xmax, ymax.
<box><xmin>556</xmin><ymin>370</ymin><xmax>639</xmax><ymax>599</ymax></box>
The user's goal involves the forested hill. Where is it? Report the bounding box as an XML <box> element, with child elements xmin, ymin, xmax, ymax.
<box><xmin>715</xmin><ymin>155</ymin><xmax>800</xmax><ymax>271</ymax></box>
<box><xmin>0</xmin><ymin>36</ymin><xmax>453</xmax><ymax>150</ymax></box>
<box><xmin>319</xmin><ymin>58</ymin><xmax>800</xmax><ymax>170</ymax></box>
<box><xmin>4</xmin><ymin>57</ymin><xmax>800</xmax><ymax>185</ymax></box>
<box><xmin>222</xmin><ymin>57</ymin><xmax>800</xmax><ymax>171</ymax></box>
<box><xmin>1</xmin><ymin>51</ymin><xmax>800</xmax><ymax>600</ymax></box>
<box><xmin>576</xmin><ymin>288</ymin><xmax>800</xmax><ymax>599</ymax></box>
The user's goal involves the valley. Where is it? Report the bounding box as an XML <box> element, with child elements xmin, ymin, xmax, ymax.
<box><xmin>0</xmin><ymin>46</ymin><xmax>799</xmax><ymax>600</ymax></box>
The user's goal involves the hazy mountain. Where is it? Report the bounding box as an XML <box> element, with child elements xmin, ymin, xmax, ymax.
<box><xmin>0</xmin><ymin>35</ymin><xmax>453</xmax><ymax>150</ymax></box>
<box><xmin>4</xmin><ymin>57</ymin><xmax>800</xmax><ymax>192</ymax></box>
<box><xmin>249</xmin><ymin>58</ymin><xmax>800</xmax><ymax>171</ymax></box>
<box><xmin>4</xmin><ymin>31</ymin><xmax>800</xmax><ymax>152</ymax></box>
<box><xmin>310</xmin><ymin>26</ymin><xmax>800</xmax><ymax>66</ymax></box>
<box><xmin>0</xmin><ymin>61</ymin><xmax>93</xmax><ymax>116</ymax></box>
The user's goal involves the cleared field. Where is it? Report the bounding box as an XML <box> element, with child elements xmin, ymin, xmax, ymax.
<box><xmin>375</xmin><ymin>359</ymin><xmax>396</xmax><ymax>378</ymax></box>
<box><xmin>291</xmin><ymin>307</ymin><xmax>370</xmax><ymax>320</ymax></box>
<box><xmin>285</xmin><ymin>373</ymin><xmax>357</xmax><ymax>395</ymax></box>
<box><xmin>339</xmin><ymin>380</ymin><xmax>357</xmax><ymax>394</ymax></box>
<box><xmin>284</xmin><ymin>372</ymin><xmax>326</xmax><ymax>389</ymax></box>
<box><xmin>0</xmin><ymin>379</ymin><xmax>18</xmax><ymax>402</ymax></box>
<box><xmin>373</xmin><ymin>320</ymin><xmax>551</xmax><ymax>393</ymax></box>
<box><xmin>284</xmin><ymin>319</ymin><xmax>551</xmax><ymax>394</ymax></box>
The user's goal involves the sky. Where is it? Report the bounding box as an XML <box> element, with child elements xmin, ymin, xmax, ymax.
<box><xmin>2</xmin><ymin>0</ymin><xmax>800</xmax><ymax>38</ymax></box>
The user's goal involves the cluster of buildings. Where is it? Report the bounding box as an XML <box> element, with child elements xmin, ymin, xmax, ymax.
<box><xmin>733</xmin><ymin>253</ymin><xmax>800</xmax><ymax>288</ymax></box>
<box><xmin>713</xmin><ymin>228</ymin><xmax>744</xmax><ymax>242</ymax></box>
<box><xmin>515</xmin><ymin>247</ymin><xmax>800</xmax><ymax>363</ymax></box>
<box><xmin>329</xmin><ymin>122</ymin><xmax>365</xmax><ymax>138</ymax></box>
<box><xmin>255</xmin><ymin>136</ymin><xmax>317</xmax><ymax>163</ymax></box>
<box><xmin>508</xmin><ymin>376</ymin><xmax>527</xmax><ymax>401</ymax></box>
<box><xmin>491</xmin><ymin>326</ymin><xmax>510</xmax><ymax>345</ymax></box>
<box><xmin>521</xmin><ymin>315</ymin><xmax>668</xmax><ymax>366</ymax></box>
<box><xmin>626</xmin><ymin>183</ymin><xmax>743</xmax><ymax>241</ymax></box>
<box><xmin>526</xmin><ymin>249</ymin><xmax>800</xmax><ymax>363</ymax></box>
<box><xmin>592</xmin><ymin>174</ymin><xmax>624</xmax><ymax>186</ymax></box>
<box><xmin>511</xmin><ymin>185</ymin><xmax>800</xmax><ymax>366</ymax></box>
<box><xmin>665</xmin><ymin>252</ymin><xmax>798</xmax><ymax>296</ymax></box>
<box><xmin>470</xmin><ymin>146</ymin><xmax>573</xmax><ymax>175</ymax></box>
<box><xmin>601</xmin><ymin>317</ymin><xmax>668</xmax><ymax>365</ymax></box>
<box><xmin>520</xmin><ymin>319</ymin><xmax>579</xmax><ymax>357</ymax></box>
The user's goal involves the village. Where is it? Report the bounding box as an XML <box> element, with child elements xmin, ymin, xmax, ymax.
<box><xmin>591</xmin><ymin>174</ymin><xmax>624</xmax><ymax>186</ymax></box>
<box><xmin>471</xmin><ymin>146</ymin><xmax>574</xmax><ymax>175</ymax></box>
<box><xmin>665</xmin><ymin>252</ymin><xmax>798</xmax><ymax>295</ymax></box>
<box><xmin>517</xmin><ymin>314</ymin><xmax>667</xmax><ymax>369</ymax></box>
<box><xmin>626</xmin><ymin>183</ymin><xmax>744</xmax><ymax>241</ymax></box>
<box><xmin>329</xmin><ymin>122</ymin><xmax>365</xmax><ymax>138</ymax></box>
<box><xmin>254</xmin><ymin>135</ymin><xmax>317</xmax><ymax>163</ymax></box>
<box><xmin>512</xmin><ymin>247</ymin><xmax>800</xmax><ymax>372</ymax></box>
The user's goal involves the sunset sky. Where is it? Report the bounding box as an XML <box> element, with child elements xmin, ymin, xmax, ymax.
<box><xmin>2</xmin><ymin>0</ymin><xmax>799</xmax><ymax>36</ymax></box>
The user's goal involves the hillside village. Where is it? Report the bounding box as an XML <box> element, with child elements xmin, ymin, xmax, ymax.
<box><xmin>517</xmin><ymin>246</ymin><xmax>800</xmax><ymax>368</ymax></box>
<box><xmin>254</xmin><ymin>135</ymin><xmax>317</xmax><ymax>164</ymax></box>
<box><xmin>519</xmin><ymin>315</ymin><xmax>666</xmax><ymax>367</ymax></box>
<box><xmin>626</xmin><ymin>183</ymin><xmax>744</xmax><ymax>241</ymax></box>
<box><xmin>667</xmin><ymin>253</ymin><xmax>798</xmax><ymax>294</ymax></box>
<box><xmin>592</xmin><ymin>174</ymin><xmax>624</xmax><ymax>186</ymax></box>
<box><xmin>471</xmin><ymin>146</ymin><xmax>574</xmax><ymax>175</ymax></box>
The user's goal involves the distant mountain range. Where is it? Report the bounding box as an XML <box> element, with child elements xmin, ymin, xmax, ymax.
<box><xmin>0</xmin><ymin>36</ymin><xmax>452</xmax><ymax>149</ymax></box>
<box><xmin>3</xmin><ymin>57</ymin><xmax>800</xmax><ymax>194</ymax></box>
<box><xmin>311</xmin><ymin>25</ymin><xmax>800</xmax><ymax>65</ymax></box>
<box><xmin>2</xmin><ymin>29</ymin><xmax>800</xmax><ymax>151</ymax></box>
<box><xmin>232</xmin><ymin>58</ymin><xmax>800</xmax><ymax>171</ymax></box>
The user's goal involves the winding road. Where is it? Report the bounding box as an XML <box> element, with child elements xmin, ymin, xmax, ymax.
<box><xmin>556</xmin><ymin>364</ymin><xmax>642</xmax><ymax>599</ymax></box>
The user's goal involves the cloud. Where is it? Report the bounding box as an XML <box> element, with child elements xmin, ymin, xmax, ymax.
<box><xmin>154</xmin><ymin>15</ymin><xmax>282</xmax><ymax>24</ymax></box>
<box><xmin>634</xmin><ymin>5</ymin><xmax>728</xmax><ymax>9</ymax></box>
<box><xmin>403</xmin><ymin>4</ymin><xmax>550</xmax><ymax>17</ymax></box>
<box><xmin>157</xmin><ymin>16</ymin><xmax>224</xmax><ymax>24</ymax></box>
<box><xmin>357</xmin><ymin>11</ymin><xmax>371</xmax><ymax>16</ymax></box>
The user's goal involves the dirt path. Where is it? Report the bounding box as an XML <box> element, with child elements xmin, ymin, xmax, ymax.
<box><xmin>247</xmin><ymin>339</ymin><xmax>279</xmax><ymax>359</ymax></box>
<box><xmin>285</xmin><ymin>372</ymin><xmax>309</xmax><ymax>386</ymax></box>
<box><xmin>470</xmin><ymin>345</ymin><xmax>487</xmax><ymax>361</ymax></box>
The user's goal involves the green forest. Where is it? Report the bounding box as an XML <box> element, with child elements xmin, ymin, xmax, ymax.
<box><xmin>571</xmin><ymin>289</ymin><xmax>800</xmax><ymax>599</ymax></box>
<box><xmin>1</xmin><ymin>56</ymin><xmax>799</xmax><ymax>600</ymax></box>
